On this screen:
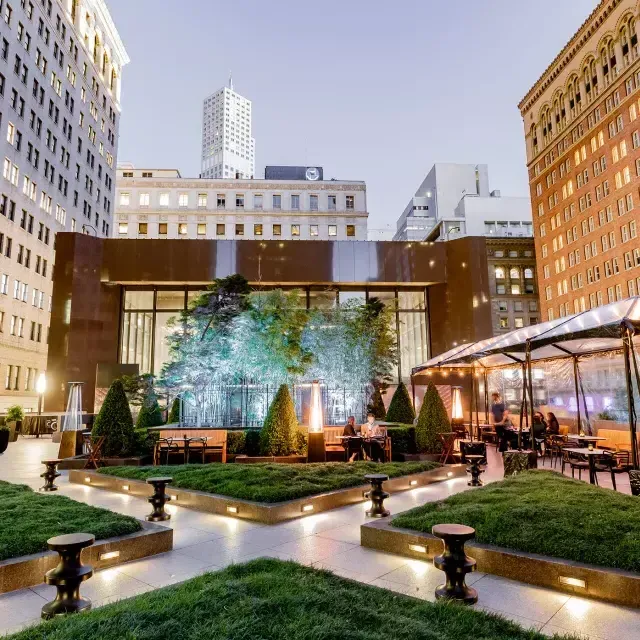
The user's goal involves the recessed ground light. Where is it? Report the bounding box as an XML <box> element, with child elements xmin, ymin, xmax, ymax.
<box><xmin>169</xmin><ymin>494</ymin><xmax>178</xmax><ymax>501</ymax></box>
<box><xmin>447</xmin><ymin>472</ymin><xmax>454</xmax><ymax>477</ymax></box>
<box><xmin>409</xmin><ymin>480</ymin><xmax>418</xmax><ymax>486</ymax></box>
<box><xmin>122</xmin><ymin>485</ymin><xmax>129</xmax><ymax>491</ymax></box>
<box><xmin>99</xmin><ymin>551</ymin><xmax>120</xmax><ymax>561</ymax></box>
<box><xmin>559</xmin><ymin>576</ymin><xmax>586</xmax><ymax>589</ymax></box>
<box><xmin>409</xmin><ymin>544</ymin><xmax>427</xmax><ymax>554</ymax></box>
<box><xmin>301</xmin><ymin>504</ymin><xmax>314</xmax><ymax>513</ymax></box>
<box><xmin>226</xmin><ymin>505</ymin><xmax>238</xmax><ymax>514</ymax></box>
<box><xmin>84</xmin><ymin>477</ymin><xmax>91</xmax><ymax>483</ymax></box>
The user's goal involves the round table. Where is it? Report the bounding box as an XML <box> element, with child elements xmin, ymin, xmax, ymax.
<box><xmin>564</xmin><ymin>447</ymin><xmax>607</xmax><ymax>485</ymax></box>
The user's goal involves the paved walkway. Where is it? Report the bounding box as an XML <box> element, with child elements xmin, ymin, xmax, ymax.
<box><xmin>0</xmin><ymin>437</ymin><xmax>638</xmax><ymax>639</ymax></box>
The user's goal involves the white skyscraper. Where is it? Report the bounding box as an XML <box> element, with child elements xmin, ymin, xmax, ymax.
<box><xmin>200</xmin><ymin>76</ymin><xmax>255</xmax><ymax>179</ymax></box>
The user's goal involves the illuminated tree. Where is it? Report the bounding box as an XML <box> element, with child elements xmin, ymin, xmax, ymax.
<box><xmin>92</xmin><ymin>380</ymin><xmax>135</xmax><ymax>456</ymax></box>
<box><xmin>415</xmin><ymin>382</ymin><xmax>450</xmax><ymax>453</ymax></box>
<box><xmin>260</xmin><ymin>384</ymin><xmax>298</xmax><ymax>455</ymax></box>
<box><xmin>386</xmin><ymin>382</ymin><xmax>415</xmax><ymax>424</ymax></box>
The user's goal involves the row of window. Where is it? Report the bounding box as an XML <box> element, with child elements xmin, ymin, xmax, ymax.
<box><xmin>548</xmin><ymin>283</ymin><xmax>640</xmax><ymax>320</ymax></box>
<box><xmin>119</xmin><ymin>191</ymin><xmax>357</xmax><ymax>212</ymax></box>
<box><xmin>118</xmin><ymin>222</ymin><xmax>357</xmax><ymax>238</ymax></box>
<box><xmin>498</xmin><ymin>316</ymin><xmax>538</xmax><ymax>330</ymax></box>
<box><xmin>3</xmin><ymin>363</ymin><xmax>41</xmax><ymax>391</ymax></box>
<box><xmin>496</xmin><ymin>283</ymin><xmax>536</xmax><ymax>295</ymax></box>
<box><xmin>494</xmin><ymin>266</ymin><xmax>535</xmax><ymax>280</ymax></box>
<box><xmin>1</xmin><ymin>192</ymin><xmax>52</xmax><ymax>246</ymax></box>
<box><xmin>0</xmin><ymin>308</ymin><xmax>44</xmax><ymax>341</ymax></box>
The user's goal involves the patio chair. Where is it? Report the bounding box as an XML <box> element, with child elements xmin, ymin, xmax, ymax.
<box><xmin>84</xmin><ymin>436</ymin><xmax>105</xmax><ymax>470</ymax></box>
<box><xmin>594</xmin><ymin>450</ymin><xmax>633</xmax><ymax>491</ymax></box>
<box><xmin>438</xmin><ymin>433</ymin><xmax>457</xmax><ymax>464</ymax></box>
<box><xmin>565</xmin><ymin>451</ymin><xmax>592</xmax><ymax>484</ymax></box>
<box><xmin>155</xmin><ymin>438</ymin><xmax>184</xmax><ymax>466</ymax></box>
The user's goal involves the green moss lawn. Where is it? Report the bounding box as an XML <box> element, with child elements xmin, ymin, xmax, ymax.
<box><xmin>0</xmin><ymin>481</ymin><xmax>141</xmax><ymax>561</ymax></box>
<box><xmin>8</xmin><ymin>559</ymin><xmax>580</xmax><ymax>640</ymax></box>
<box><xmin>100</xmin><ymin>461</ymin><xmax>439</xmax><ymax>503</ymax></box>
<box><xmin>393</xmin><ymin>470</ymin><xmax>640</xmax><ymax>572</ymax></box>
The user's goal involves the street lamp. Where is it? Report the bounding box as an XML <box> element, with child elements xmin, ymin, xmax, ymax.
<box><xmin>36</xmin><ymin>372</ymin><xmax>46</xmax><ymax>415</ymax></box>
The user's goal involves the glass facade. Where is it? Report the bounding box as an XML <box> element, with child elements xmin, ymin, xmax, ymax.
<box><xmin>119</xmin><ymin>286</ymin><xmax>430</xmax><ymax>381</ymax></box>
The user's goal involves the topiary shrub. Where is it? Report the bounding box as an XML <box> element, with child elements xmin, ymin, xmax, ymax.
<box><xmin>260</xmin><ymin>384</ymin><xmax>298</xmax><ymax>456</ymax></box>
<box><xmin>415</xmin><ymin>382</ymin><xmax>451</xmax><ymax>454</ymax></box>
<box><xmin>168</xmin><ymin>397</ymin><xmax>180</xmax><ymax>424</ymax></box>
<box><xmin>136</xmin><ymin>390</ymin><xmax>164</xmax><ymax>429</ymax></box>
<box><xmin>226</xmin><ymin>431</ymin><xmax>246</xmax><ymax>455</ymax></box>
<box><xmin>367</xmin><ymin>386</ymin><xmax>386</xmax><ymax>420</ymax></box>
<box><xmin>385</xmin><ymin>382</ymin><xmax>415</xmax><ymax>424</ymax></box>
<box><xmin>387</xmin><ymin>426</ymin><xmax>416</xmax><ymax>455</ymax></box>
<box><xmin>294</xmin><ymin>429</ymin><xmax>308</xmax><ymax>455</ymax></box>
<box><xmin>92</xmin><ymin>380</ymin><xmax>135</xmax><ymax>457</ymax></box>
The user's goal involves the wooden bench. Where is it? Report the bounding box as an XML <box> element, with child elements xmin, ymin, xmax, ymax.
<box><xmin>597</xmin><ymin>428</ymin><xmax>638</xmax><ymax>452</ymax></box>
<box><xmin>155</xmin><ymin>429</ymin><xmax>227</xmax><ymax>464</ymax></box>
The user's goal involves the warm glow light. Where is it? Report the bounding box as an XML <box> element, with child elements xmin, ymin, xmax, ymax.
<box><xmin>169</xmin><ymin>494</ymin><xmax>178</xmax><ymax>501</ymax></box>
<box><xmin>84</xmin><ymin>477</ymin><xmax>91</xmax><ymax>483</ymax></box>
<box><xmin>99</xmin><ymin>551</ymin><xmax>120</xmax><ymax>561</ymax></box>
<box><xmin>451</xmin><ymin>386</ymin><xmax>463</xmax><ymax>421</ymax></box>
<box><xmin>36</xmin><ymin>372</ymin><xmax>46</xmax><ymax>395</ymax></box>
<box><xmin>309</xmin><ymin>380</ymin><xmax>324</xmax><ymax>433</ymax></box>
<box><xmin>409</xmin><ymin>480</ymin><xmax>418</xmax><ymax>486</ymax></box>
<box><xmin>559</xmin><ymin>576</ymin><xmax>586</xmax><ymax>589</ymax></box>
<box><xmin>122</xmin><ymin>485</ymin><xmax>129</xmax><ymax>491</ymax></box>
<box><xmin>447</xmin><ymin>472</ymin><xmax>453</xmax><ymax>477</ymax></box>
<box><xmin>226</xmin><ymin>505</ymin><xmax>239</xmax><ymax>514</ymax></box>
<box><xmin>301</xmin><ymin>504</ymin><xmax>314</xmax><ymax>513</ymax></box>
<box><xmin>409</xmin><ymin>544</ymin><xmax>427</xmax><ymax>554</ymax></box>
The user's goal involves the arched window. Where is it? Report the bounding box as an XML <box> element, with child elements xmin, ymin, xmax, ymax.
<box><xmin>94</xmin><ymin>34</ymin><xmax>100</xmax><ymax>64</ymax></box>
<box><xmin>102</xmin><ymin>51</ymin><xmax>108</xmax><ymax>75</ymax></box>
<box><xmin>573</xmin><ymin>76</ymin><xmax>581</xmax><ymax>106</ymax></box>
<box><xmin>530</xmin><ymin>124</ymin><xmax>538</xmax><ymax>150</ymax></box>
<box><xmin>110</xmin><ymin>68</ymin><xmax>117</xmax><ymax>91</ymax></box>
<box><xmin>608</xmin><ymin>40</ymin><xmax>616</xmax><ymax>70</ymax></box>
<box><xmin>590</xmin><ymin>59</ymin><xmax>598</xmax><ymax>90</ymax></box>
<box><xmin>601</xmin><ymin>45</ymin><xmax>610</xmax><ymax>77</ymax></box>
<box><xmin>524</xmin><ymin>268</ymin><xmax>534</xmax><ymax>279</ymax></box>
<box><xmin>495</xmin><ymin>267</ymin><xmax>505</xmax><ymax>280</ymax></box>
<box><xmin>510</xmin><ymin>267</ymin><xmax>520</xmax><ymax>279</ymax></box>
<box><xmin>583</xmin><ymin>66</ymin><xmax>591</xmax><ymax>95</ymax></box>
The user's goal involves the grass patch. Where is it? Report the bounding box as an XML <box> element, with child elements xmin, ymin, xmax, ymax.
<box><xmin>393</xmin><ymin>470</ymin><xmax>640</xmax><ymax>573</ymax></box>
<box><xmin>0</xmin><ymin>481</ymin><xmax>141</xmax><ymax>562</ymax></box>
<box><xmin>8</xmin><ymin>559</ymin><xmax>579</xmax><ymax>640</ymax></box>
<box><xmin>99</xmin><ymin>461</ymin><xmax>440</xmax><ymax>503</ymax></box>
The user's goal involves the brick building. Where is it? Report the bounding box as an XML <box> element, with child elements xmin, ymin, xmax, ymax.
<box><xmin>519</xmin><ymin>0</ymin><xmax>640</xmax><ymax>321</ymax></box>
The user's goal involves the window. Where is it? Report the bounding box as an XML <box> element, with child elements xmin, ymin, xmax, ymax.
<box><xmin>346</xmin><ymin>224</ymin><xmax>355</xmax><ymax>237</ymax></box>
<box><xmin>272</xmin><ymin>224</ymin><xmax>281</xmax><ymax>236</ymax></box>
<box><xmin>178</xmin><ymin>193</ymin><xmax>188</xmax><ymax>207</ymax></box>
<box><xmin>495</xmin><ymin>267</ymin><xmax>505</xmax><ymax>279</ymax></box>
<box><xmin>197</xmin><ymin>223</ymin><xmax>206</xmax><ymax>236</ymax></box>
<box><xmin>217</xmin><ymin>194</ymin><xmax>225</xmax><ymax>209</ymax></box>
<box><xmin>235</xmin><ymin>223</ymin><xmax>244</xmax><ymax>236</ymax></box>
<box><xmin>272</xmin><ymin>194</ymin><xmax>281</xmax><ymax>210</ymax></box>
<box><xmin>254</xmin><ymin>223</ymin><xmax>263</xmax><ymax>236</ymax></box>
<box><xmin>310</xmin><ymin>194</ymin><xmax>318</xmax><ymax>211</ymax></box>
<box><xmin>158</xmin><ymin>223</ymin><xmax>167</xmax><ymax>235</ymax></box>
<box><xmin>346</xmin><ymin>195</ymin><xmax>355</xmax><ymax>210</ymax></box>
<box><xmin>328</xmin><ymin>224</ymin><xmax>337</xmax><ymax>237</ymax></box>
<box><xmin>157</xmin><ymin>192</ymin><xmax>169</xmax><ymax>207</ymax></box>
<box><xmin>198</xmin><ymin>193</ymin><xmax>207</xmax><ymax>208</ymax></box>
<box><xmin>138</xmin><ymin>223</ymin><xmax>147</xmax><ymax>235</ymax></box>
<box><xmin>499</xmin><ymin>318</ymin><xmax>509</xmax><ymax>329</ymax></box>
<box><xmin>291</xmin><ymin>224</ymin><xmax>300</xmax><ymax>236</ymax></box>
<box><xmin>514</xmin><ymin>318</ymin><xmax>524</xmax><ymax>329</ymax></box>
<box><xmin>118</xmin><ymin>222</ymin><xmax>128</xmax><ymax>234</ymax></box>
<box><xmin>310</xmin><ymin>225</ymin><xmax>318</xmax><ymax>237</ymax></box>
<box><xmin>291</xmin><ymin>194</ymin><xmax>300</xmax><ymax>210</ymax></box>
<box><xmin>235</xmin><ymin>194</ymin><xmax>244</xmax><ymax>208</ymax></box>
<box><xmin>511</xmin><ymin>284</ymin><xmax>521</xmax><ymax>295</ymax></box>
<box><xmin>139</xmin><ymin>192</ymin><xmax>150</xmax><ymax>207</ymax></box>
<box><xmin>216</xmin><ymin>223</ymin><xmax>225</xmax><ymax>236</ymax></box>
<box><xmin>253</xmin><ymin>194</ymin><xmax>263</xmax><ymax>209</ymax></box>
<box><xmin>328</xmin><ymin>195</ymin><xmax>337</xmax><ymax>210</ymax></box>
<box><xmin>178</xmin><ymin>223</ymin><xmax>188</xmax><ymax>235</ymax></box>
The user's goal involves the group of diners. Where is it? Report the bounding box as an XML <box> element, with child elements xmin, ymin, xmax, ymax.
<box><xmin>489</xmin><ymin>392</ymin><xmax>560</xmax><ymax>453</ymax></box>
<box><xmin>340</xmin><ymin>413</ymin><xmax>388</xmax><ymax>462</ymax></box>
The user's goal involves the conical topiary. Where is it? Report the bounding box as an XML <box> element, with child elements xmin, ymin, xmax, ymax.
<box><xmin>260</xmin><ymin>384</ymin><xmax>298</xmax><ymax>456</ymax></box>
<box><xmin>92</xmin><ymin>379</ymin><xmax>135</xmax><ymax>457</ymax></box>
<box><xmin>136</xmin><ymin>390</ymin><xmax>164</xmax><ymax>429</ymax></box>
<box><xmin>367</xmin><ymin>386</ymin><xmax>386</xmax><ymax>420</ymax></box>
<box><xmin>415</xmin><ymin>382</ymin><xmax>451</xmax><ymax>453</ymax></box>
<box><xmin>385</xmin><ymin>382</ymin><xmax>415</xmax><ymax>424</ymax></box>
<box><xmin>168</xmin><ymin>397</ymin><xmax>180</xmax><ymax>424</ymax></box>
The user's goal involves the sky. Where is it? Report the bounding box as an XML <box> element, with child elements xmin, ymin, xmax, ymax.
<box><xmin>107</xmin><ymin>0</ymin><xmax>597</xmax><ymax>233</ymax></box>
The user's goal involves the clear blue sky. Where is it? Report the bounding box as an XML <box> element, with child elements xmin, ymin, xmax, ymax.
<box><xmin>108</xmin><ymin>0</ymin><xmax>596</xmax><ymax>232</ymax></box>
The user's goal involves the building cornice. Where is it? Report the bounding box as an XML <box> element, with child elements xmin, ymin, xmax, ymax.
<box><xmin>117</xmin><ymin>180</ymin><xmax>365</xmax><ymax>191</ymax></box>
<box><xmin>116</xmin><ymin>210</ymin><xmax>369</xmax><ymax>218</ymax></box>
<box><xmin>518</xmin><ymin>0</ymin><xmax>623</xmax><ymax>115</ymax></box>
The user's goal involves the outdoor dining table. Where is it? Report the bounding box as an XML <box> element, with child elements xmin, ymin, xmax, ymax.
<box><xmin>566</xmin><ymin>435</ymin><xmax>607</xmax><ymax>445</ymax></box>
<box><xmin>464</xmin><ymin>423</ymin><xmax>491</xmax><ymax>441</ymax></box>
<box><xmin>564</xmin><ymin>447</ymin><xmax>607</xmax><ymax>485</ymax></box>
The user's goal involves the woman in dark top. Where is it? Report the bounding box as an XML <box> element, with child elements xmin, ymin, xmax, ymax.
<box><xmin>546</xmin><ymin>412</ymin><xmax>560</xmax><ymax>435</ymax></box>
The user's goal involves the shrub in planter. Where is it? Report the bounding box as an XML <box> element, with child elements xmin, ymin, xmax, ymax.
<box><xmin>227</xmin><ymin>431</ymin><xmax>247</xmax><ymax>455</ymax></box>
<box><xmin>132</xmin><ymin>428</ymin><xmax>158</xmax><ymax>458</ymax></box>
<box><xmin>6</xmin><ymin>405</ymin><xmax>23</xmax><ymax>423</ymax></box>
<box><xmin>387</xmin><ymin>426</ymin><xmax>417</xmax><ymax>455</ymax></box>
<box><xmin>367</xmin><ymin>387</ymin><xmax>386</xmax><ymax>420</ymax></box>
<box><xmin>385</xmin><ymin>383</ymin><xmax>415</xmax><ymax>424</ymax></box>
<box><xmin>294</xmin><ymin>429</ymin><xmax>308</xmax><ymax>455</ymax></box>
<box><xmin>260</xmin><ymin>384</ymin><xmax>298</xmax><ymax>456</ymax></box>
<box><xmin>92</xmin><ymin>380</ymin><xmax>136</xmax><ymax>457</ymax></box>
<box><xmin>0</xmin><ymin>426</ymin><xmax>9</xmax><ymax>454</ymax></box>
<box><xmin>244</xmin><ymin>430</ymin><xmax>261</xmax><ymax>456</ymax></box>
<box><xmin>415</xmin><ymin>382</ymin><xmax>450</xmax><ymax>454</ymax></box>
<box><xmin>136</xmin><ymin>390</ymin><xmax>164</xmax><ymax>429</ymax></box>
<box><xmin>168</xmin><ymin>397</ymin><xmax>180</xmax><ymax>424</ymax></box>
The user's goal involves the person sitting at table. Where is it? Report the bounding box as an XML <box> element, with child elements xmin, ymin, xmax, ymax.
<box><xmin>343</xmin><ymin>416</ymin><xmax>362</xmax><ymax>462</ymax></box>
<box><xmin>342</xmin><ymin>416</ymin><xmax>358</xmax><ymax>437</ymax></box>
<box><xmin>546</xmin><ymin>412</ymin><xmax>560</xmax><ymax>435</ymax></box>
<box><xmin>531</xmin><ymin>412</ymin><xmax>547</xmax><ymax>453</ymax></box>
<box><xmin>361</xmin><ymin>412</ymin><xmax>385</xmax><ymax>462</ymax></box>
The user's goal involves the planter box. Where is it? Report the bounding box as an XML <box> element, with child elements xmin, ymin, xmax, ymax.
<box><xmin>58</xmin><ymin>456</ymin><xmax>147</xmax><ymax>470</ymax></box>
<box><xmin>502</xmin><ymin>450</ymin><xmax>537</xmax><ymax>476</ymax></box>
<box><xmin>70</xmin><ymin>465</ymin><xmax>466</xmax><ymax>525</ymax></box>
<box><xmin>234</xmin><ymin>455</ymin><xmax>306</xmax><ymax>464</ymax></box>
<box><xmin>0</xmin><ymin>521</ymin><xmax>172</xmax><ymax>595</ymax></box>
<box><xmin>360</xmin><ymin>519</ymin><xmax>640</xmax><ymax>608</ymax></box>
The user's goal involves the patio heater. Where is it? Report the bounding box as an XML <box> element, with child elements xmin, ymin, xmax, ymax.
<box><xmin>307</xmin><ymin>380</ymin><xmax>326</xmax><ymax>463</ymax></box>
<box><xmin>58</xmin><ymin>382</ymin><xmax>85</xmax><ymax>460</ymax></box>
<box><xmin>451</xmin><ymin>386</ymin><xmax>464</xmax><ymax>431</ymax></box>
<box><xmin>36</xmin><ymin>372</ymin><xmax>46</xmax><ymax>416</ymax></box>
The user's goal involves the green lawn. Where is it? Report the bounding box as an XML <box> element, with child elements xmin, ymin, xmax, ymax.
<box><xmin>8</xmin><ymin>559</ymin><xmax>579</xmax><ymax>640</ymax></box>
<box><xmin>393</xmin><ymin>470</ymin><xmax>640</xmax><ymax>573</ymax></box>
<box><xmin>0</xmin><ymin>481</ymin><xmax>141</xmax><ymax>561</ymax></box>
<box><xmin>99</xmin><ymin>461</ymin><xmax>440</xmax><ymax>503</ymax></box>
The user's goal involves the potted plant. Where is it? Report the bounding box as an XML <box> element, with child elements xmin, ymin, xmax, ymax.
<box><xmin>5</xmin><ymin>405</ymin><xmax>24</xmax><ymax>442</ymax></box>
<box><xmin>0</xmin><ymin>425</ymin><xmax>10</xmax><ymax>454</ymax></box>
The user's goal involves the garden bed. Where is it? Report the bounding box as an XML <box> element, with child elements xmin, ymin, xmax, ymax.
<box><xmin>361</xmin><ymin>471</ymin><xmax>640</xmax><ymax>607</ymax></box>
<box><xmin>0</xmin><ymin>481</ymin><xmax>172</xmax><ymax>593</ymax></box>
<box><xmin>70</xmin><ymin>462</ymin><xmax>464</xmax><ymax>524</ymax></box>
<box><xmin>6</xmin><ymin>559</ymin><xmax>581</xmax><ymax>640</ymax></box>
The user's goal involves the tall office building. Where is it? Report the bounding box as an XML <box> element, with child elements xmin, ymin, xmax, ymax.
<box><xmin>520</xmin><ymin>0</ymin><xmax>640</xmax><ymax>321</ymax></box>
<box><xmin>200</xmin><ymin>76</ymin><xmax>255</xmax><ymax>179</ymax></box>
<box><xmin>0</xmin><ymin>0</ymin><xmax>128</xmax><ymax>411</ymax></box>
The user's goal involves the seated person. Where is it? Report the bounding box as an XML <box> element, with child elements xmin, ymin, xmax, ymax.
<box><xmin>361</xmin><ymin>412</ymin><xmax>385</xmax><ymax>462</ymax></box>
<box><xmin>546</xmin><ymin>412</ymin><xmax>560</xmax><ymax>435</ymax></box>
<box><xmin>531</xmin><ymin>412</ymin><xmax>547</xmax><ymax>452</ymax></box>
<box><xmin>343</xmin><ymin>416</ymin><xmax>362</xmax><ymax>462</ymax></box>
<box><xmin>342</xmin><ymin>416</ymin><xmax>359</xmax><ymax>437</ymax></box>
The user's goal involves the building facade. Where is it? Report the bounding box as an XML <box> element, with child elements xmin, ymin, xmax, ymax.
<box><xmin>393</xmin><ymin>163</ymin><xmax>533</xmax><ymax>242</ymax></box>
<box><xmin>0</xmin><ymin>0</ymin><xmax>127</xmax><ymax>411</ymax></box>
<box><xmin>114</xmin><ymin>167</ymin><xmax>368</xmax><ymax>241</ymax></box>
<box><xmin>520</xmin><ymin>0</ymin><xmax>640</xmax><ymax>321</ymax></box>
<box><xmin>200</xmin><ymin>76</ymin><xmax>254</xmax><ymax>180</ymax></box>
